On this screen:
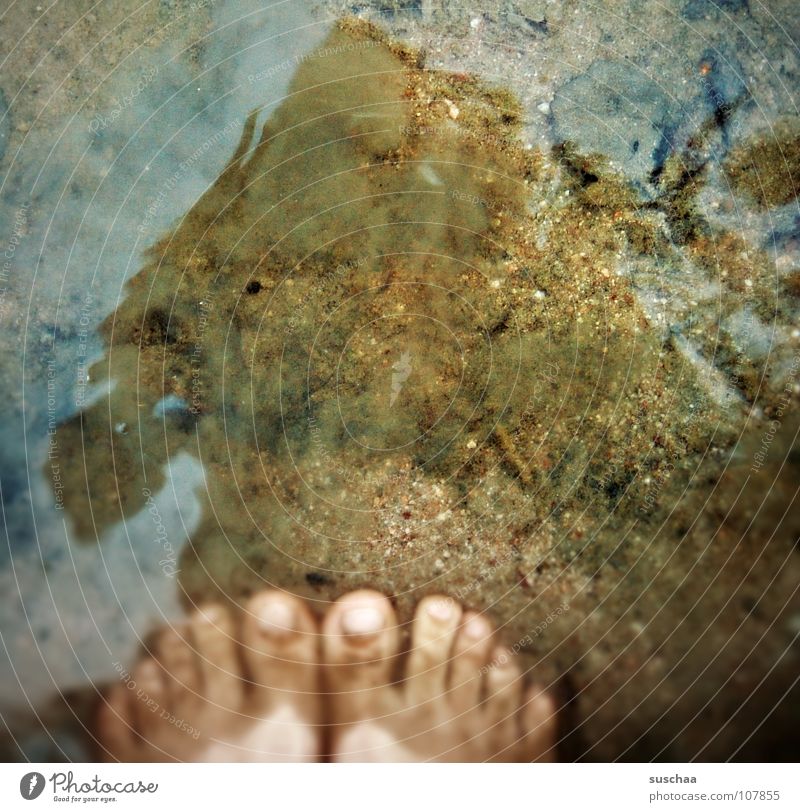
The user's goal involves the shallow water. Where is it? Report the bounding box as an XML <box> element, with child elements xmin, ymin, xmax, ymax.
<box><xmin>1</xmin><ymin>0</ymin><xmax>799</xmax><ymax>761</ymax></box>
<box><xmin>54</xmin><ymin>21</ymin><xmax>716</xmax><ymax>599</ymax></box>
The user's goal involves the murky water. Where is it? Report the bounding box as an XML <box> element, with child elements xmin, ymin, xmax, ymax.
<box><xmin>54</xmin><ymin>21</ymin><xmax>711</xmax><ymax>597</ymax></box>
<box><xmin>2</xmin><ymin>1</ymin><xmax>799</xmax><ymax>761</ymax></box>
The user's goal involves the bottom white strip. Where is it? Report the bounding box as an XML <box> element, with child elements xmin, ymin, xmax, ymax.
<box><xmin>1</xmin><ymin>762</ymin><xmax>795</xmax><ymax>811</ymax></box>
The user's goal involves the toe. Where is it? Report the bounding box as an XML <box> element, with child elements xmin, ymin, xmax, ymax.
<box><xmin>322</xmin><ymin>589</ymin><xmax>399</xmax><ymax>720</ymax></box>
<box><xmin>156</xmin><ymin>626</ymin><xmax>200</xmax><ymax>715</ymax></box>
<box><xmin>241</xmin><ymin>590</ymin><xmax>319</xmax><ymax>700</ymax></box>
<box><xmin>131</xmin><ymin>659</ymin><xmax>167</xmax><ymax>733</ymax></box>
<box><xmin>520</xmin><ymin>685</ymin><xmax>558</xmax><ymax>762</ymax></box>
<box><xmin>405</xmin><ymin>595</ymin><xmax>462</xmax><ymax>704</ymax></box>
<box><xmin>96</xmin><ymin>683</ymin><xmax>137</xmax><ymax>761</ymax></box>
<box><xmin>449</xmin><ymin>612</ymin><xmax>494</xmax><ymax>711</ymax></box>
<box><xmin>189</xmin><ymin>603</ymin><xmax>243</xmax><ymax>711</ymax></box>
<box><xmin>484</xmin><ymin>647</ymin><xmax>524</xmax><ymax>759</ymax></box>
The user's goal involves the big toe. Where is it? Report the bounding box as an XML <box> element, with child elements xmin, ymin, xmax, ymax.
<box><xmin>322</xmin><ymin>590</ymin><xmax>399</xmax><ymax>720</ymax></box>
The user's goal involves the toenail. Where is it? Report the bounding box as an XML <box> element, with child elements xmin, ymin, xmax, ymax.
<box><xmin>256</xmin><ymin>599</ymin><xmax>295</xmax><ymax>637</ymax></box>
<box><xmin>341</xmin><ymin>605</ymin><xmax>384</xmax><ymax>637</ymax></box>
<box><xmin>426</xmin><ymin>598</ymin><xmax>456</xmax><ymax>622</ymax></box>
<box><xmin>463</xmin><ymin>615</ymin><xmax>490</xmax><ymax>639</ymax></box>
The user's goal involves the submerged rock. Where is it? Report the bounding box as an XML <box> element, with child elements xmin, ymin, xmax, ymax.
<box><xmin>551</xmin><ymin>60</ymin><xmax>677</xmax><ymax>191</ymax></box>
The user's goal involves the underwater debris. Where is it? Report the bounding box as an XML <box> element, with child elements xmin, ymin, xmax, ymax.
<box><xmin>492</xmin><ymin>423</ymin><xmax>533</xmax><ymax>488</ymax></box>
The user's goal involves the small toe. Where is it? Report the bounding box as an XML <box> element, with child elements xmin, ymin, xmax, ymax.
<box><xmin>189</xmin><ymin>603</ymin><xmax>243</xmax><ymax>711</ymax></box>
<box><xmin>405</xmin><ymin>595</ymin><xmax>463</xmax><ymax>704</ymax></box>
<box><xmin>241</xmin><ymin>590</ymin><xmax>319</xmax><ymax>701</ymax></box>
<box><xmin>156</xmin><ymin>627</ymin><xmax>200</xmax><ymax>714</ymax></box>
<box><xmin>96</xmin><ymin>683</ymin><xmax>137</xmax><ymax>761</ymax></box>
<box><xmin>484</xmin><ymin>648</ymin><xmax>523</xmax><ymax>758</ymax></box>
<box><xmin>520</xmin><ymin>686</ymin><xmax>558</xmax><ymax>762</ymax></box>
<box><xmin>131</xmin><ymin>659</ymin><xmax>167</xmax><ymax>732</ymax></box>
<box><xmin>322</xmin><ymin>590</ymin><xmax>399</xmax><ymax>720</ymax></box>
<box><xmin>449</xmin><ymin>612</ymin><xmax>494</xmax><ymax>711</ymax></box>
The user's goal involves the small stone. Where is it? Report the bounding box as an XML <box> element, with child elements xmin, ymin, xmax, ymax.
<box><xmin>434</xmin><ymin>558</ymin><xmax>445</xmax><ymax>571</ymax></box>
<box><xmin>537</xmin><ymin>101</ymin><xmax>551</xmax><ymax>114</ymax></box>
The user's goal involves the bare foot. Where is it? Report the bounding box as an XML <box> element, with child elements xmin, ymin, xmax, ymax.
<box><xmin>323</xmin><ymin>590</ymin><xmax>557</xmax><ymax>762</ymax></box>
<box><xmin>95</xmin><ymin>591</ymin><xmax>321</xmax><ymax>761</ymax></box>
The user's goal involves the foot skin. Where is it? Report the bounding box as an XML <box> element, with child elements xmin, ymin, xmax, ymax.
<box><xmin>323</xmin><ymin>591</ymin><xmax>557</xmax><ymax>762</ymax></box>
<box><xmin>96</xmin><ymin>590</ymin><xmax>557</xmax><ymax>762</ymax></box>
<box><xmin>96</xmin><ymin>591</ymin><xmax>321</xmax><ymax>762</ymax></box>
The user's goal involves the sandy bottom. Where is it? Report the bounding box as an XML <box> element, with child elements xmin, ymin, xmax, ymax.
<box><xmin>41</xmin><ymin>19</ymin><xmax>800</xmax><ymax>760</ymax></box>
